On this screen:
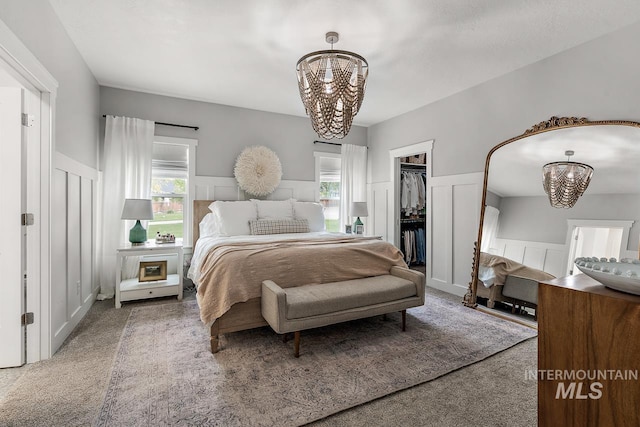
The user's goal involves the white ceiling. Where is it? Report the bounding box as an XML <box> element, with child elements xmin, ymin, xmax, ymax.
<box><xmin>49</xmin><ymin>0</ymin><xmax>640</xmax><ymax>126</ymax></box>
<box><xmin>488</xmin><ymin>124</ymin><xmax>640</xmax><ymax>197</ymax></box>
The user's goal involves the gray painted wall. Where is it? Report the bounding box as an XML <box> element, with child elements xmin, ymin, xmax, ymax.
<box><xmin>0</xmin><ymin>0</ymin><xmax>100</xmax><ymax>169</ymax></box>
<box><xmin>485</xmin><ymin>191</ymin><xmax>502</xmax><ymax>210</ymax></box>
<box><xmin>99</xmin><ymin>87</ymin><xmax>367</xmax><ymax>180</ymax></box>
<box><xmin>368</xmin><ymin>21</ymin><xmax>640</xmax><ymax>183</ymax></box>
<box><xmin>497</xmin><ymin>194</ymin><xmax>640</xmax><ymax>251</ymax></box>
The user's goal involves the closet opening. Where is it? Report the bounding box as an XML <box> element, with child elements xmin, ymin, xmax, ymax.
<box><xmin>398</xmin><ymin>156</ymin><xmax>427</xmax><ymax>270</ymax></box>
<box><xmin>389</xmin><ymin>141</ymin><xmax>433</xmax><ymax>276</ymax></box>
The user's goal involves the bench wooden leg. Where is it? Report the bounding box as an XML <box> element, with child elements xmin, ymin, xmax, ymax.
<box><xmin>382</xmin><ymin>313</ymin><xmax>387</xmax><ymax>321</ymax></box>
<box><xmin>210</xmin><ymin>322</ymin><xmax>220</xmax><ymax>353</ymax></box>
<box><xmin>294</xmin><ymin>331</ymin><xmax>301</xmax><ymax>358</ymax></box>
<box><xmin>401</xmin><ymin>309</ymin><xmax>406</xmax><ymax>332</ymax></box>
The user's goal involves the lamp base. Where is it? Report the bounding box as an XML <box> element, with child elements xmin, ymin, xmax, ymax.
<box><xmin>129</xmin><ymin>220</ymin><xmax>148</xmax><ymax>244</ymax></box>
<box><xmin>353</xmin><ymin>217</ymin><xmax>364</xmax><ymax>235</ymax></box>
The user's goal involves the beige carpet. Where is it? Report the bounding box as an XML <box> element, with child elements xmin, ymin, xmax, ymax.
<box><xmin>94</xmin><ymin>295</ymin><xmax>536</xmax><ymax>426</ymax></box>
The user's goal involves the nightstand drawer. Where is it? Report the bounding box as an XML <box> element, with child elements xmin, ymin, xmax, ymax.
<box><xmin>120</xmin><ymin>283</ymin><xmax>181</xmax><ymax>302</ymax></box>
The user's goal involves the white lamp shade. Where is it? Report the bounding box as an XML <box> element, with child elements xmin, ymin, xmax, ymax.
<box><xmin>350</xmin><ymin>202</ymin><xmax>368</xmax><ymax>217</ymax></box>
<box><xmin>121</xmin><ymin>198</ymin><xmax>154</xmax><ymax>220</ymax></box>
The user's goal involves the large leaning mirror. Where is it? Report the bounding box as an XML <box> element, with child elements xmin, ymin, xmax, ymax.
<box><xmin>465</xmin><ymin>116</ymin><xmax>640</xmax><ymax>316</ymax></box>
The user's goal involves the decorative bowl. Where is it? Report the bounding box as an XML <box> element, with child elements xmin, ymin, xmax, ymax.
<box><xmin>574</xmin><ymin>257</ymin><xmax>640</xmax><ymax>296</ymax></box>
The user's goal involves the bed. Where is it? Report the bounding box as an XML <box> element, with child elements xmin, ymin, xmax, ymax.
<box><xmin>476</xmin><ymin>252</ymin><xmax>555</xmax><ymax>314</ymax></box>
<box><xmin>189</xmin><ymin>199</ymin><xmax>409</xmax><ymax>353</ymax></box>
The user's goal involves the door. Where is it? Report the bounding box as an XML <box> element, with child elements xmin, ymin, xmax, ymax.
<box><xmin>0</xmin><ymin>87</ymin><xmax>25</xmax><ymax>367</ymax></box>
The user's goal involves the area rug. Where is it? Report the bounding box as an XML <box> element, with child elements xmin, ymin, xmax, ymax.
<box><xmin>95</xmin><ymin>295</ymin><xmax>536</xmax><ymax>426</ymax></box>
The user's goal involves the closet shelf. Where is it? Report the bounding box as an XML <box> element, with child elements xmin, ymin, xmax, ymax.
<box><xmin>400</xmin><ymin>162</ymin><xmax>427</xmax><ymax>168</ymax></box>
<box><xmin>401</xmin><ymin>218</ymin><xmax>425</xmax><ymax>224</ymax></box>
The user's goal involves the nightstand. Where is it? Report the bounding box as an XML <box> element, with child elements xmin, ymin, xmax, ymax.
<box><xmin>115</xmin><ymin>241</ymin><xmax>184</xmax><ymax>308</ymax></box>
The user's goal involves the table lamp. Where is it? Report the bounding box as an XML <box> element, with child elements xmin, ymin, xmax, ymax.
<box><xmin>350</xmin><ymin>202</ymin><xmax>368</xmax><ymax>235</ymax></box>
<box><xmin>121</xmin><ymin>198</ymin><xmax>154</xmax><ymax>245</ymax></box>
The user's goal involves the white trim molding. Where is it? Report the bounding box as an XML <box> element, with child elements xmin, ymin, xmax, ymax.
<box><xmin>194</xmin><ymin>176</ymin><xmax>317</xmax><ymax>204</ymax></box>
<box><xmin>388</xmin><ymin>140</ymin><xmax>434</xmax><ymax>182</ymax></box>
<box><xmin>0</xmin><ymin>19</ymin><xmax>58</xmax><ymax>93</ymax></box>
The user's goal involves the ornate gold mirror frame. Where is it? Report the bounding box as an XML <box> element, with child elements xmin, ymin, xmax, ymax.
<box><xmin>464</xmin><ymin>116</ymin><xmax>640</xmax><ymax>308</ymax></box>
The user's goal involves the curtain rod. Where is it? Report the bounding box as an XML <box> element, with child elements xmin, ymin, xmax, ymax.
<box><xmin>313</xmin><ymin>140</ymin><xmax>368</xmax><ymax>149</ymax></box>
<box><xmin>102</xmin><ymin>115</ymin><xmax>199</xmax><ymax>131</ymax></box>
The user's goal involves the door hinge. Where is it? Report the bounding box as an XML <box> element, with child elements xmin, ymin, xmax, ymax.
<box><xmin>21</xmin><ymin>312</ymin><xmax>34</xmax><ymax>326</ymax></box>
<box><xmin>21</xmin><ymin>213</ymin><xmax>34</xmax><ymax>226</ymax></box>
<box><xmin>21</xmin><ymin>113</ymin><xmax>34</xmax><ymax>127</ymax></box>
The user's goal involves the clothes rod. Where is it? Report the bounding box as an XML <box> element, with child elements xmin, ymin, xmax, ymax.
<box><xmin>102</xmin><ymin>115</ymin><xmax>199</xmax><ymax>131</ymax></box>
<box><xmin>313</xmin><ymin>140</ymin><xmax>367</xmax><ymax>148</ymax></box>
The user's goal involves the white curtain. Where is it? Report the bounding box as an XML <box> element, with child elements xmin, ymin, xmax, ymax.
<box><xmin>97</xmin><ymin>116</ymin><xmax>155</xmax><ymax>298</ymax></box>
<box><xmin>339</xmin><ymin>144</ymin><xmax>367</xmax><ymax>232</ymax></box>
<box><xmin>481</xmin><ymin>206</ymin><xmax>500</xmax><ymax>253</ymax></box>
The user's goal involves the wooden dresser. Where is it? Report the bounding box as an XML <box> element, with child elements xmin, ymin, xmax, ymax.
<box><xmin>538</xmin><ymin>274</ymin><xmax>640</xmax><ymax>426</ymax></box>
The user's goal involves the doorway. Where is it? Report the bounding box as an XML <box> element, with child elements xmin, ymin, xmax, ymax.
<box><xmin>565</xmin><ymin>219</ymin><xmax>634</xmax><ymax>276</ymax></box>
<box><xmin>0</xmin><ymin>20</ymin><xmax>57</xmax><ymax>363</ymax></box>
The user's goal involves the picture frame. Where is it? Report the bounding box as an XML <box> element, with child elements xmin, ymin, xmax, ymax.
<box><xmin>139</xmin><ymin>260</ymin><xmax>167</xmax><ymax>282</ymax></box>
<box><xmin>355</xmin><ymin>224</ymin><xmax>364</xmax><ymax>235</ymax></box>
<box><xmin>345</xmin><ymin>225</ymin><xmax>352</xmax><ymax>234</ymax></box>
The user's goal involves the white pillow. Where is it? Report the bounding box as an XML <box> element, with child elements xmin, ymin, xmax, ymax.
<box><xmin>293</xmin><ymin>201</ymin><xmax>325</xmax><ymax>232</ymax></box>
<box><xmin>208</xmin><ymin>200</ymin><xmax>257</xmax><ymax>236</ymax></box>
<box><xmin>251</xmin><ymin>199</ymin><xmax>295</xmax><ymax>220</ymax></box>
<box><xmin>199</xmin><ymin>213</ymin><xmax>219</xmax><ymax>237</ymax></box>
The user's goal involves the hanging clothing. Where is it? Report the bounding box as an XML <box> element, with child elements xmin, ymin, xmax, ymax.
<box><xmin>401</xmin><ymin>227</ymin><xmax>425</xmax><ymax>265</ymax></box>
<box><xmin>401</xmin><ymin>171</ymin><xmax>426</xmax><ymax>217</ymax></box>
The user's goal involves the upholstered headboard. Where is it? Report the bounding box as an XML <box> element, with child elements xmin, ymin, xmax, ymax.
<box><xmin>193</xmin><ymin>200</ymin><xmax>214</xmax><ymax>246</ymax></box>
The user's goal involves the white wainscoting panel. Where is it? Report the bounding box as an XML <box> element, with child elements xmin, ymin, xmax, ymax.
<box><xmin>428</xmin><ymin>173</ymin><xmax>483</xmax><ymax>296</ymax></box>
<box><xmin>51</xmin><ymin>168</ymin><xmax>67</xmax><ymax>339</ymax></box>
<box><xmin>430</xmin><ymin>185</ymin><xmax>451</xmax><ymax>287</ymax></box>
<box><xmin>452</xmin><ymin>183</ymin><xmax>481</xmax><ymax>290</ymax></box>
<box><xmin>194</xmin><ymin>176</ymin><xmax>317</xmax><ymax>202</ymax></box>
<box><xmin>370</xmin><ymin>173</ymin><xmax>482</xmax><ymax>298</ymax></box>
<box><xmin>491</xmin><ymin>238</ymin><xmax>568</xmax><ymax>278</ymax></box>
<box><xmin>81</xmin><ymin>177</ymin><xmax>94</xmax><ymax>304</ymax></box>
<box><xmin>368</xmin><ymin>182</ymin><xmax>393</xmax><ymax>242</ymax></box>
<box><xmin>51</xmin><ymin>153</ymin><xmax>98</xmax><ymax>354</ymax></box>
<box><xmin>66</xmin><ymin>173</ymin><xmax>81</xmax><ymax>319</ymax></box>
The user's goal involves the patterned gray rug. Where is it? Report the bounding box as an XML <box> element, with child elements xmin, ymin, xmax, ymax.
<box><xmin>95</xmin><ymin>295</ymin><xmax>536</xmax><ymax>426</ymax></box>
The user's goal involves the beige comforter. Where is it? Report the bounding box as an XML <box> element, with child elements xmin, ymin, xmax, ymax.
<box><xmin>195</xmin><ymin>235</ymin><xmax>407</xmax><ymax>326</ymax></box>
<box><xmin>479</xmin><ymin>252</ymin><xmax>555</xmax><ymax>286</ymax></box>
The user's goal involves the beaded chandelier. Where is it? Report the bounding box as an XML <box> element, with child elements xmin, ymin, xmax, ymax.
<box><xmin>296</xmin><ymin>32</ymin><xmax>368</xmax><ymax>139</ymax></box>
<box><xmin>542</xmin><ymin>150</ymin><xmax>593</xmax><ymax>208</ymax></box>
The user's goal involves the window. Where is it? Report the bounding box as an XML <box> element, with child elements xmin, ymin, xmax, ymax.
<box><xmin>316</xmin><ymin>153</ymin><xmax>341</xmax><ymax>232</ymax></box>
<box><xmin>147</xmin><ymin>136</ymin><xmax>197</xmax><ymax>245</ymax></box>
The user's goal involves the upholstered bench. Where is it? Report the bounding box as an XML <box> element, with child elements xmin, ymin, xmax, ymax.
<box><xmin>261</xmin><ymin>266</ymin><xmax>425</xmax><ymax>357</ymax></box>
